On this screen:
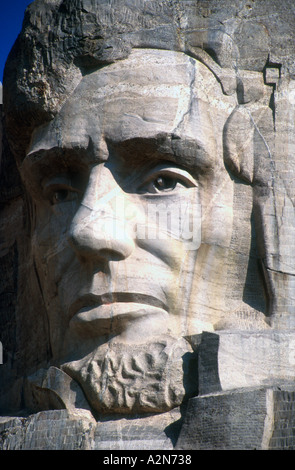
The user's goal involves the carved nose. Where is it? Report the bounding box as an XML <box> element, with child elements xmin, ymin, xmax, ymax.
<box><xmin>68</xmin><ymin>164</ymin><xmax>136</xmax><ymax>261</ymax></box>
<box><xmin>68</xmin><ymin>206</ymin><xmax>135</xmax><ymax>261</ymax></box>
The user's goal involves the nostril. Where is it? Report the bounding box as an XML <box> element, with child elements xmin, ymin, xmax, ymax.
<box><xmin>67</xmin><ymin>221</ymin><xmax>135</xmax><ymax>261</ymax></box>
<box><xmin>95</xmin><ymin>248</ymin><xmax>128</xmax><ymax>262</ymax></box>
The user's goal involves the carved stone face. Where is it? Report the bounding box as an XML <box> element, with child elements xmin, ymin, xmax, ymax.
<box><xmin>21</xmin><ymin>49</ymin><xmax>234</xmax><ymax>369</ymax></box>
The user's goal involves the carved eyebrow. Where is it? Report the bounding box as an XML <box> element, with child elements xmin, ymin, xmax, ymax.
<box><xmin>168</xmin><ymin>136</ymin><xmax>215</xmax><ymax>171</ymax></box>
<box><xmin>106</xmin><ymin>133</ymin><xmax>215</xmax><ymax>172</ymax></box>
<box><xmin>24</xmin><ymin>147</ymin><xmax>59</xmax><ymax>166</ymax></box>
<box><xmin>21</xmin><ymin>144</ymin><xmax>101</xmax><ymax>182</ymax></box>
<box><xmin>24</xmin><ymin>144</ymin><xmax>98</xmax><ymax>165</ymax></box>
<box><xmin>20</xmin><ymin>147</ymin><xmax>94</xmax><ymax>194</ymax></box>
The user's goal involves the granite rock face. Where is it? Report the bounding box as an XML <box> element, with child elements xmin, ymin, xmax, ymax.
<box><xmin>176</xmin><ymin>386</ymin><xmax>295</xmax><ymax>450</ymax></box>
<box><xmin>1</xmin><ymin>0</ymin><xmax>295</xmax><ymax>450</ymax></box>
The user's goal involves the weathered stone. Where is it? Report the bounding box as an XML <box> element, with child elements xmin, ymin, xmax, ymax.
<box><xmin>0</xmin><ymin>410</ymin><xmax>96</xmax><ymax>450</ymax></box>
<box><xmin>194</xmin><ymin>331</ymin><xmax>295</xmax><ymax>395</ymax></box>
<box><xmin>1</xmin><ymin>0</ymin><xmax>295</xmax><ymax>450</ymax></box>
<box><xmin>176</xmin><ymin>386</ymin><xmax>295</xmax><ymax>450</ymax></box>
<box><xmin>0</xmin><ymin>408</ymin><xmax>180</xmax><ymax>450</ymax></box>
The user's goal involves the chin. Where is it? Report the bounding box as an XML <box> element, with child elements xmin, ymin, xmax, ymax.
<box><xmin>61</xmin><ymin>334</ymin><xmax>198</xmax><ymax>415</ymax></box>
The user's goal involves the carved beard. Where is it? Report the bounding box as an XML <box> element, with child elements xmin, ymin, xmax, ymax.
<box><xmin>61</xmin><ymin>336</ymin><xmax>198</xmax><ymax>415</ymax></box>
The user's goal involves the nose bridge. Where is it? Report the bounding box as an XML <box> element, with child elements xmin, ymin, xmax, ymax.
<box><xmin>83</xmin><ymin>164</ymin><xmax>119</xmax><ymax>210</ymax></box>
<box><xmin>69</xmin><ymin>165</ymin><xmax>135</xmax><ymax>259</ymax></box>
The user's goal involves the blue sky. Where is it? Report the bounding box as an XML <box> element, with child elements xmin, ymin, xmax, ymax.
<box><xmin>0</xmin><ymin>0</ymin><xmax>33</xmax><ymax>82</ymax></box>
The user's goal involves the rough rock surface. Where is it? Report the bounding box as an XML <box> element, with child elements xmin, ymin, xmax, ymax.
<box><xmin>176</xmin><ymin>386</ymin><xmax>295</xmax><ymax>450</ymax></box>
<box><xmin>1</xmin><ymin>0</ymin><xmax>295</xmax><ymax>450</ymax></box>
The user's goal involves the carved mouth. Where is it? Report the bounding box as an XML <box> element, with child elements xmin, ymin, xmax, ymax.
<box><xmin>68</xmin><ymin>292</ymin><xmax>169</xmax><ymax>336</ymax></box>
<box><xmin>69</xmin><ymin>292</ymin><xmax>168</xmax><ymax>319</ymax></box>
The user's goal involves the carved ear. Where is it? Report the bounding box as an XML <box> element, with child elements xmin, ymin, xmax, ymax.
<box><xmin>223</xmin><ymin>106</ymin><xmax>255</xmax><ymax>183</ymax></box>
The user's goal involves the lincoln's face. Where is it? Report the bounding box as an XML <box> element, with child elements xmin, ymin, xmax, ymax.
<box><xmin>21</xmin><ymin>49</ymin><xmax>234</xmax><ymax>369</ymax></box>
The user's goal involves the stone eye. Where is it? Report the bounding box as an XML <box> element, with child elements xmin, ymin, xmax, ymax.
<box><xmin>43</xmin><ymin>174</ymin><xmax>84</xmax><ymax>206</ymax></box>
<box><xmin>52</xmin><ymin>189</ymin><xmax>70</xmax><ymax>204</ymax></box>
<box><xmin>135</xmin><ymin>166</ymin><xmax>197</xmax><ymax>195</ymax></box>
<box><xmin>153</xmin><ymin>176</ymin><xmax>177</xmax><ymax>192</ymax></box>
<box><xmin>50</xmin><ymin>188</ymin><xmax>79</xmax><ymax>205</ymax></box>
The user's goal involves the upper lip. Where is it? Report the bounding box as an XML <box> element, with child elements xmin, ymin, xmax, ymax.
<box><xmin>69</xmin><ymin>292</ymin><xmax>168</xmax><ymax>319</ymax></box>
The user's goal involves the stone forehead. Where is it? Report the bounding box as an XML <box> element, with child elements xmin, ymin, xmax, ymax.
<box><xmin>27</xmin><ymin>49</ymin><xmax>228</xmax><ymax>158</ymax></box>
<box><xmin>7</xmin><ymin>0</ymin><xmax>293</xmax><ymax>163</ymax></box>
<box><xmin>61</xmin><ymin>50</ymin><xmax>223</xmax><ymax>108</ymax></box>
